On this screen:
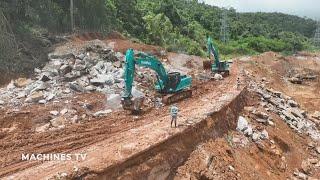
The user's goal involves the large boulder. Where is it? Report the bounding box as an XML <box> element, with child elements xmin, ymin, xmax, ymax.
<box><xmin>90</xmin><ymin>74</ymin><xmax>114</xmax><ymax>86</ymax></box>
<box><xmin>253</xmin><ymin>110</ymin><xmax>269</xmax><ymax>120</ymax></box>
<box><xmin>25</xmin><ymin>91</ymin><xmax>44</xmax><ymax>103</ymax></box>
<box><xmin>60</xmin><ymin>64</ymin><xmax>73</xmax><ymax>76</ymax></box>
<box><xmin>39</xmin><ymin>73</ymin><xmax>52</xmax><ymax>82</ymax></box>
<box><xmin>213</xmin><ymin>74</ymin><xmax>223</xmax><ymax>81</ymax></box>
<box><xmin>106</xmin><ymin>94</ymin><xmax>122</xmax><ymax>109</ymax></box>
<box><xmin>237</xmin><ymin>116</ymin><xmax>249</xmax><ymax>132</ymax></box>
<box><xmin>69</xmin><ymin>82</ymin><xmax>86</xmax><ymax>93</ymax></box>
<box><xmin>288</xmin><ymin>77</ymin><xmax>302</xmax><ymax>84</ymax></box>
<box><xmin>35</xmin><ymin>123</ymin><xmax>51</xmax><ymax>133</ymax></box>
<box><xmin>14</xmin><ymin>78</ymin><xmax>33</xmax><ymax>88</ymax></box>
<box><xmin>93</xmin><ymin>109</ymin><xmax>112</xmax><ymax>117</ymax></box>
<box><xmin>288</xmin><ymin>99</ymin><xmax>299</xmax><ymax>107</ymax></box>
<box><xmin>50</xmin><ymin>116</ymin><xmax>67</xmax><ymax>127</ymax></box>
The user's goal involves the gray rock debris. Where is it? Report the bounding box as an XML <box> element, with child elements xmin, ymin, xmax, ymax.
<box><xmin>59</xmin><ymin>64</ymin><xmax>72</xmax><ymax>75</ymax></box>
<box><xmin>50</xmin><ymin>111</ymin><xmax>59</xmax><ymax>116</ymax></box>
<box><xmin>213</xmin><ymin>73</ymin><xmax>223</xmax><ymax>81</ymax></box>
<box><xmin>69</xmin><ymin>82</ymin><xmax>86</xmax><ymax>93</ymax></box>
<box><xmin>50</xmin><ymin>116</ymin><xmax>67</xmax><ymax>128</ymax></box>
<box><xmin>288</xmin><ymin>99</ymin><xmax>299</xmax><ymax>107</ymax></box>
<box><xmin>244</xmin><ymin>126</ymin><xmax>253</xmax><ymax>136</ymax></box>
<box><xmin>0</xmin><ymin>39</ymin><xmax>156</xmax><ymax>113</ymax></box>
<box><xmin>249</xmin><ymin>78</ymin><xmax>320</xmax><ymax>141</ymax></box>
<box><xmin>25</xmin><ymin>91</ymin><xmax>44</xmax><ymax>103</ymax></box>
<box><xmin>252</xmin><ymin>132</ymin><xmax>261</xmax><ymax>142</ymax></box>
<box><xmin>293</xmin><ymin>171</ymin><xmax>308</xmax><ymax>180</ymax></box>
<box><xmin>260</xmin><ymin>130</ymin><xmax>269</xmax><ymax>140</ymax></box>
<box><xmin>93</xmin><ymin>109</ymin><xmax>112</xmax><ymax>117</ymax></box>
<box><xmin>237</xmin><ymin>116</ymin><xmax>249</xmax><ymax>132</ymax></box>
<box><xmin>106</xmin><ymin>94</ymin><xmax>122</xmax><ymax>109</ymax></box>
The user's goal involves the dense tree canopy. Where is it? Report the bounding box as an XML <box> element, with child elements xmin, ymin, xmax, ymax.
<box><xmin>0</xmin><ymin>0</ymin><xmax>318</xmax><ymax>57</ymax></box>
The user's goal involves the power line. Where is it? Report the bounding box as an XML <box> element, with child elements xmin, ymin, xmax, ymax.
<box><xmin>220</xmin><ymin>8</ymin><xmax>230</xmax><ymax>43</ymax></box>
<box><xmin>313</xmin><ymin>20</ymin><xmax>320</xmax><ymax>46</ymax></box>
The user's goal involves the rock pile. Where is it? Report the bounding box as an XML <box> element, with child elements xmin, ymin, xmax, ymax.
<box><xmin>249</xmin><ymin>79</ymin><xmax>320</xmax><ymax>141</ymax></box>
<box><xmin>0</xmin><ymin>40</ymin><xmax>155</xmax><ymax>109</ymax></box>
<box><xmin>236</xmin><ymin>116</ymin><xmax>269</xmax><ymax>142</ymax></box>
<box><xmin>287</xmin><ymin>71</ymin><xmax>318</xmax><ymax>85</ymax></box>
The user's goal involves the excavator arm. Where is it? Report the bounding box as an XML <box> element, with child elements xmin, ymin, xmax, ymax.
<box><xmin>207</xmin><ymin>37</ymin><xmax>220</xmax><ymax>68</ymax></box>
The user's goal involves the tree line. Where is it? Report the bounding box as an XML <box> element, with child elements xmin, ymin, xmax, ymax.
<box><xmin>0</xmin><ymin>0</ymin><xmax>318</xmax><ymax>60</ymax></box>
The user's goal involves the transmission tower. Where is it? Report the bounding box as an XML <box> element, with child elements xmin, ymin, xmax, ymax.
<box><xmin>313</xmin><ymin>20</ymin><xmax>320</xmax><ymax>46</ymax></box>
<box><xmin>220</xmin><ymin>8</ymin><xmax>230</xmax><ymax>43</ymax></box>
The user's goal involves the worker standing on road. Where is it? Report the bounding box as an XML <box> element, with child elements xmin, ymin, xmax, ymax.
<box><xmin>237</xmin><ymin>77</ymin><xmax>241</xmax><ymax>90</ymax></box>
<box><xmin>170</xmin><ymin>104</ymin><xmax>179</xmax><ymax>128</ymax></box>
<box><xmin>155</xmin><ymin>97</ymin><xmax>162</xmax><ymax>109</ymax></box>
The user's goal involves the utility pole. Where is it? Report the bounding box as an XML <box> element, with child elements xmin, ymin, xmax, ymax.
<box><xmin>220</xmin><ymin>8</ymin><xmax>230</xmax><ymax>44</ymax></box>
<box><xmin>313</xmin><ymin>20</ymin><xmax>320</xmax><ymax>46</ymax></box>
<box><xmin>70</xmin><ymin>0</ymin><xmax>74</xmax><ymax>32</ymax></box>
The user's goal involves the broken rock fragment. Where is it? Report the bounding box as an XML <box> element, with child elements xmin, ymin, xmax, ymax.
<box><xmin>50</xmin><ymin>116</ymin><xmax>67</xmax><ymax>128</ymax></box>
<box><xmin>93</xmin><ymin>109</ymin><xmax>112</xmax><ymax>117</ymax></box>
<box><xmin>14</xmin><ymin>78</ymin><xmax>33</xmax><ymax>88</ymax></box>
<box><xmin>60</xmin><ymin>64</ymin><xmax>72</xmax><ymax>75</ymax></box>
<box><xmin>25</xmin><ymin>91</ymin><xmax>44</xmax><ymax>103</ymax></box>
<box><xmin>237</xmin><ymin>116</ymin><xmax>248</xmax><ymax>132</ymax></box>
<box><xmin>35</xmin><ymin>123</ymin><xmax>51</xmax><ymax>133</ymax></box>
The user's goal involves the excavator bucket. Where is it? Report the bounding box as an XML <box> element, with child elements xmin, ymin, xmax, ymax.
<box><xmin>121</xmin><ymin>97</ymin><xmax>145</xmax><ymax>112</ymax></box>
<box><xmin>203</xmin><ymin>60</ymin><xmax>212</xmax><ymax>70</ymax></box>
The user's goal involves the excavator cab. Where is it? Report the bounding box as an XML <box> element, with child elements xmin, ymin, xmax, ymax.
<box><xmin>167</xmin><ymin>72</ymin><xmax>182</xmax><ymax>91</ymax></box>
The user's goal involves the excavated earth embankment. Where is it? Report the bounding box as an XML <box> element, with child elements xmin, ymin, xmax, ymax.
<box><xmin>104</xmin><ymin>88</ymin><xmax>247</xmax><ymax>180</ymax></box>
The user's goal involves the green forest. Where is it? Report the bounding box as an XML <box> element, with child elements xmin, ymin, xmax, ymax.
<box><xmin>0</xmin><ymin>0</ymin><xmax>319</xmax><ymax>80</ymax></box>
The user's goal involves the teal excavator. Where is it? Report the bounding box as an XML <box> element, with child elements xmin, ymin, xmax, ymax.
<box><xmin>204</xmin><ymin>37</ymin><xmax>230</xmax><ymax>76</ymax></box>
<box><xmin>121</xmin><ymin>49</ymin><xmax>192</xmax><ymax>111</ymax></box>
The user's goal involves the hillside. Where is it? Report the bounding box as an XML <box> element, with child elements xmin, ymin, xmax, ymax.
<box><xmin>0</xmin><ymin>0</ymin><xmax>319</xmax><ymax>84</ymax></box>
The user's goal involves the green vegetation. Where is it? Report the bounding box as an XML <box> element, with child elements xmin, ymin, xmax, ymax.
<box><xmin>0</xmin><ymin>0</ymin><xmax>319</xmax><ymax>81</ymax></box>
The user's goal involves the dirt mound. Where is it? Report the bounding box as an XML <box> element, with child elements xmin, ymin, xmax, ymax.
<box><xmin>105</xmin><ymin>39</ymin><xmax>164</xmax><ymax>55</ymax></box>
<box><xmin>70</xmin><ymin>32</ymin><xmax>104</xmax><ymax>41</ymax></box>
<box><xmin>239</xmin><ymin>52</ymin><xmax>320</xmax><ymax>112</ymax></box>
<box><xmin>106</xmin><ymin>31</ymin><xmax>126</xmax><ymax>40</ymax></box>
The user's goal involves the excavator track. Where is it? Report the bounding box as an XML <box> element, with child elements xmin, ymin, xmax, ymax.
<box><xmin>162</xmin><ymin>90</ymin><xmax>192</xmax><ymax>105</ymax></box>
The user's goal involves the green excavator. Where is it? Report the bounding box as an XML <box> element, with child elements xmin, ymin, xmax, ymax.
<box><xmin>203</xmin><ymin>37</ymin><xmax>230</xmax><ymax>76</ymax></box>
<box><xmin>121</xmin><ymin>49</ymin><xmax>192</xmax><ymax>111</ymax></box>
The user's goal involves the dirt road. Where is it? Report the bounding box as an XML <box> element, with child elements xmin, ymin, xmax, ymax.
<box><xmin>1</xmin><ymin>63</ymin><xmax>240</xmax><ymax>179</ymax></box>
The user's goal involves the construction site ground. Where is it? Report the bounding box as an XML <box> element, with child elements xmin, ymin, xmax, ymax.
<box><xmin>0</xmin><ymin>35</ymin><xmax>320</xmax><ymax>179</ymax></box>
